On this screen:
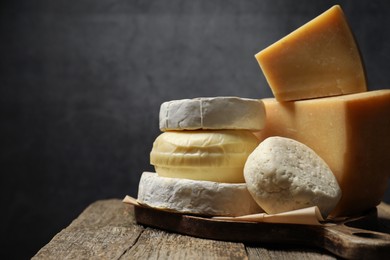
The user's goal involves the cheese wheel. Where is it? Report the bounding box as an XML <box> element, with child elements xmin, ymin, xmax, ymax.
<box><xmin>137</xmin><ymin>172</ymin><xmax>262</xmax><ymax>216</ymax></box>
<box><xmin>150</xmin><ymin>130</ymin><xmax>259</xmax><ymax>183</ymax></box>
<box><xmin>244</xmin><ymin>137</ymin><xmax>341</xmax><ymax>218</ymax></box>
<box><xmin>159</xmin><ymin>97</ymin><xmax>265</xmax><ymax>131</ymax></box>
<box><xmin>255</xmin><ymin>5</ymin><xmax>366</xmax><ymax>101</ymax></box>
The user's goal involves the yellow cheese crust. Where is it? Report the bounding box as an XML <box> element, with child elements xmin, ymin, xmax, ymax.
<box><xmin>255</xmin><ymin>90</ymin><xmax>390</xmax><ymax>217</ymax></box>
<box><xmin>255</xmin><ymin>5</ymin><xmax>367</xmax><ymax>101</ymax></box>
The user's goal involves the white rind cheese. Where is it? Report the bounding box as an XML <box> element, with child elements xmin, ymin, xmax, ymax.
<box><xmin>244</xmin><ymin>137</ymin><xmax>341</xmax><ymax>218</ymax></box>
<box><xmin>159</xmin><ymin>97</ymin><xmax>265</xmax><ymax>131</ymax></box>
<box><xmin>150</xmin><ymin>130</ymin><xmax>259</xmax><ymax>183</ymax></box>
<box><xmin>137</xmin><ymin>172</ymin><xmax>263</xmax><ymax>217</ymax></box>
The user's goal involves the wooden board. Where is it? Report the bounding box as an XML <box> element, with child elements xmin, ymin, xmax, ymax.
<box><xmin>134</xmin><ymin>204</ymin><xmax>390</xmax><ymax>259</ymax></box>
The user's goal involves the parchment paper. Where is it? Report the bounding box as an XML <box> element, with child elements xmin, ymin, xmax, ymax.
<box><xmin>123</xmin><ymin>195</ymin><xmax>326</xmax><ymax>226</ymax></box>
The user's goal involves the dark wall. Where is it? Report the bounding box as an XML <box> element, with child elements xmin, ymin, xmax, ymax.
<box><xmin>1</xmin><ymin>0</ymin><xmax>390</xmax><ymax>258</ymax></box>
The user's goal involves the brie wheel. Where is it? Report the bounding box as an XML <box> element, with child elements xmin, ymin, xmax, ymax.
<box><xmin>137</xmin><ymin>172</ymin><xmax>262</xmax><ymax>216</ymax></box>
<box><xmin>150</xmin><ymin>130</ymin><xmax>259</xmax><ymax>183</ymax></box>
<box><xmin>159</xmin><ymin>97</ymin><xmax>265</xmax><ymax>131</ymax></box>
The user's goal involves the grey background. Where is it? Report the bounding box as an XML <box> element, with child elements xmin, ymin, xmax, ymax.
<box><xmin>1</xmin><ymin>0</ymin><xmax>390</xmax><ymax>258</ymax></box>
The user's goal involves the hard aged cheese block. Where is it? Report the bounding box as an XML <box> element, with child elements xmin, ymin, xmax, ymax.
<box><xmin>255</xmin><ymin>90</ymin><xmax>390</xmax><ymax>217</ymax></box>
<box><xmin>244</xmin><ymin>137</ymin><xmax>341</xmax><ymax>218</ymax></box>
<box><xmin>137</xmin><ymin>172</ymin><xmax>262</xmax><ymax>216</ymax></box>
<box><xmin>150</xmin><ymin>130</ymin><xmax>259</xmax><ymax>183</ymax></box>
<box><xmin>255</xmin><ymin>5</ymin><xmax>367</xmax><ymax>101</ymax></box>
<box><xmin>159</xmin><ymin>97</ymin><xmax>265</xmax><ymax>131</ymax></box>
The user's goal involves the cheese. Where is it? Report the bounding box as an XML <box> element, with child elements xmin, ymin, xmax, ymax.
<box><xmin>150</xmin><ymin>130</ymin><xmax>259</xmax><ymax>183</ymax></box>
<box><xmin>244</xmin><ymin>137</ymin><xmax>341</xmax><ymax>218</ymax></box>
<box><xmin>255</xmin><ymin>5</ymin><xmax>367</xmax><ymax>101</ymax></box>
<box><xmin>137</xmin><ymin>172</ymin><xmax>262</xmax><ymax>216</ymax></box>
<box><xmin>159</xmin><ymin>97</ymin><xmax>265</xmax><ymax>131</ymax></box>
<box><xmin>255</xmin><ymin>90</ymin><xmax>390</xmax><ymax>217</ymax></box>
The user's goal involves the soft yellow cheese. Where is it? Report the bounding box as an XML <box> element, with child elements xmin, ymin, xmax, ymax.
<box><xmin>255</xmin><ymin>90</ymin><xmax>390</xmax><ymax>217</ymax></box>
<box><xmin>255</xmin><ymin>5</ymin><xmax>367</xmax><ymax>101</ymax></box>
<box><xmin>150</xmin><ymin>130</ymin><xmax>259</xmax><ymax>183</ymax></box>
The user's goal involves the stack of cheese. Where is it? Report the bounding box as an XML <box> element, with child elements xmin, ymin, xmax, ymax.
<box><xmin>253</xmin><ymin>5</ymin><xmax>390</xmax><ymax>217</ymax></box>
<box><xmin>136</xmin><ymin>5</ymin><xmax>390</xmax><ymax>219</ymax></box>
<box><xmin>137</xmin><ymin>97</ymin><xmax>266</xmax><ymax>216</ymax></box>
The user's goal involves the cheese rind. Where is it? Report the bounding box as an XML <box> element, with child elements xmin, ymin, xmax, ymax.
<box><xmin>150</xmin><ymin>130</ymin><xmax>259</xmax><ymax>183</ymax></box>
<box><xmin>159</xmin><ymin>97</ymin><xmax>265</xmax><ymax>131</ymax></box>
<box><xmin>137</xmin><ymin>172</ymin><xmax>262</xmax><ymax>216</ymax></box>
<box><xmin>255</xmin><ymin>5</ymin><xmax>366</xmax><ymax>101</ymax></box>
<box><xmin>255</xmin><ymin>90</ymin><xmax>390</xmax><ymax>216</ymax></box>
<box><xmin>244</xmin><ymin>137</ymin><xmax>341</xmax><ymax>218</ymax></box>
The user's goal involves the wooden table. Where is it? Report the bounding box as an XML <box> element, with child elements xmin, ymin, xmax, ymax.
<box><xmin>33</xmin><ymin>199</ymin><xmax>390</xmax><ymax>259</ymax></box>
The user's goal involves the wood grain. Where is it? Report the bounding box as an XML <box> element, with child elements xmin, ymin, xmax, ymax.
<box><xmin>33</xmin><ymin>200</ymin><xmax>143</xmax><ymax>259</ymax></box>
<box><xmin>33</xmin><ymin>200</ymin><xmax>390</xmax><ymax>259</ymax></box>
<box><xmin>246</xmin><ymin>246</ymin><xmax>336</xmax><ymax>260</ymax></box>
<box><xmin>122</xmin><ymin>228</ymin><xmax>247</xmax><ymax>259</ymax></box>
<box><xmin>133</xmin><ymin>203</ymin><xmax>390</xmax><ymax>259</ymax></box>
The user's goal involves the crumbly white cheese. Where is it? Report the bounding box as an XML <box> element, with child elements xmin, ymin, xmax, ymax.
<box><xmin>244</xmin><ymin>137</ymin><xmax>341</xmax><ymax>218</ymax></box>
<box><xmin>159</xmin><ymin>97</ymin><xmax>265</xmax><ymax>131</ymax></box>
<box><xmin>137</xmin><ymin>172</ymin><xmax>263</xmax><ymax>217</ymax></box>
